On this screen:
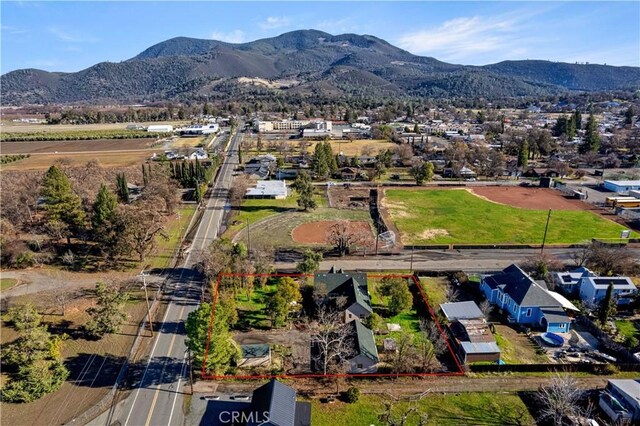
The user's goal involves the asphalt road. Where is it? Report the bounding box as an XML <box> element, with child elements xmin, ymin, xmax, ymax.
<box><xmin>274</xmin><ymin>247</ymin><xmax>640</xmax><ymax>273</ymax></box>
<box><xmin>90</xmin><ymin>130</ymin><xmax>241</xmax><ymax>426</ymax></box>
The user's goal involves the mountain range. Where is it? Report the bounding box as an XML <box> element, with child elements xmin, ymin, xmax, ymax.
<box><xmin>2</xmin><ymin>29</ymin><xmax>640</xmax><ymax>105</ymax></box>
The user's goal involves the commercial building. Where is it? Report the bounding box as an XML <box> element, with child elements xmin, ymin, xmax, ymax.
<box><xmin>604</xmin><ymin>180</ymin><xmax>640</xmax><ymax>194</ymax></box>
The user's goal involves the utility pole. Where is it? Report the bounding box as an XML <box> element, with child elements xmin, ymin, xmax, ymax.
<box><xmin>188</xmin><ymin>348</ymin><xmax>194</xmax><ymax>395</ymax></box>
<box><xmin>139</xmin><ymin>270</ymin><xmax>153</xmax><ymax>336</ymax></box>
<box><xmin>246</xmin><ymin>219</ymin><xmax>251</xmax><ymax>256</ymax></box>
<box><xmin>541</xmin><ymin>209</ymin><xmax>552</xmax><ymax>254</ymax></box>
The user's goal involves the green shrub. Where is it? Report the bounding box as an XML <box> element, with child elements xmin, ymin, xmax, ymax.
<box><xmin>344</xmin><ymin>387</ymin><xmax>360</xmax><ymax>403</ymax></box>
<box><xmin>15</xmin><ymin>251</ymin><xmax>36</xmax><ymax>268</ymax></box>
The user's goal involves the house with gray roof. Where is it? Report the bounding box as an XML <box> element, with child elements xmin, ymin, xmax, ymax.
<box><xmin>481</xmin><ymin>264</ymin><xmax>572</xmax><ymax>333</ymax></box>
<box><xmin>553</xmin><ymin>266</ymin><xmax>596</xmax><ymax>296</ymax></box>
<box><xmin>344</xmin><ymin>321</ymin><xmax>379</xmax><ymax>373</ymax></box>
<box><xmin>599</xmin><ymin>379</ymin><xmax>640</xmax><ymax>424</ymax></box>
<box><xmin>314</xmin><ymin>271</ymin><xmax>372</xmax><ymax>323</ymax></box>
<box><xmin>579</xmin><ymin>276</ymin><xmax>637</xmax><ymax>308</ymax></box>
<box><xmin>201</xmin><ymin>379</ymin><xmax>310</xmax><ymax>426</ymax></box>
<box><xmin>247</xmin><ymin>379</ymin><xmax>311</xmax><ymax>426</ymax></box>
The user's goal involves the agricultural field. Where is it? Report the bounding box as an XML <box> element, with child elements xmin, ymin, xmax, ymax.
<box><xmin>0</xmin><ymin>129</ymin><xmax>167</xmax><ymax>142</ymax></box>
<box><xmin>0</xmin><ymin>138</ymin><xmax>165</xmax><ymax>170</ymax></box>
<box><xmin>0</xmin><ymin>151</ymin><xmax>156</xmax><ymax>170</ymax></box>
<box><xmin>0</xmin><ymin>121</ymin><xmax>189</xmax><ymax>133</ymax></box>
<box><xmin>0</xmin><ymin>138</ymin><xmax>158</xmax><ymax>154</ymax></box>
<box><xmin>384</xmin><ymin>188</ymin><xmax>636</xmax><ymax>245</ymax></box>
<box><xmin>311</xmin><ymin>392</ymin><xmax>535</xmax><ymax>426</ymax></box>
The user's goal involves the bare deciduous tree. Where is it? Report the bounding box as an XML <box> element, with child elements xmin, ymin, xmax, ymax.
<box><xmin>391</xmin><ymin>331</ymin><xmax>419</xmax><ymax>373</ymax></box>
<box><xmin>229</xmin><ymin>175</ymin><xmax>253</xmax><ymax>209</ymax></box>
<box><xmin>378</xmin><ymin>402</ymin><xmax>430</xmax><ymax>426</ymax></box>
<box><xmin>308</xmin><ymin>306</ymin><xmax>356</xmax><ymax>375</ymax></box>
<box><xmin>536</xmin><ymin>374</ymin><xmax>588</xmax><ymax>426</ymax></box>
<box><xmin>121</xmin><ymin>204</ymin><xmax>168</xmax><ymax>262</ymax></box>
<box><xmin>327</xmin><ymin>221</ymin><xmax>368</xmax><ymax>256</ymax></box>
<box><xmin>446</xmin><ymin>285</ymin><xmax>460</xmax><ymax>302</ymax></box>
<box><xmin>416</xmin><ymin>319</ymin><xmax>447</xmax><ymax>373</ymax></box>
<box><xmin>478</xmin><ymin>299</ymin><xmax>493</xmax><ymax>318</ymax></box>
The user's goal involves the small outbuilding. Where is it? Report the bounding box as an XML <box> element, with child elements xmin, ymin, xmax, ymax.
<box><xmin>239</xmin><ymin>344</ymin><xmax>271</xmax><ymax>368</ymax></box>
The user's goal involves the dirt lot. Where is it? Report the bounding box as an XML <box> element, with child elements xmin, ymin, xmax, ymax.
<box><xmin>470</xmin><ymin>187</ymin><xmax>588</xmax><ymax>211</ymax></box>
<box><xmin>291</xmin><ymin>220</ymin><xmax>375</xmax><ymax>247</ymax></box>
<box><xmin>327</xmin><ymin>186</ymin><xmax>371</xmax><ymax>210</ymax></box>
<box><xmin>308</xmin><ymin>139</ymin><xmax>396</xmax><ymax>156</ymax></box>
<box><xmin>1</xmin><ymin>138</ymin><xmax>157</xmax><ymax>154</ymax></box>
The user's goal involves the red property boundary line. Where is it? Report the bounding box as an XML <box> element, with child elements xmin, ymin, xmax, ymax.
<box><xmin>202</xmin><ymin>273</ymin><xmax>465</xmax><ymax>380</ymax></box>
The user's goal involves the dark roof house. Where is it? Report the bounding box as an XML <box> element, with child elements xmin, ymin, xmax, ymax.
<box><xmin>314</xmin><ymin>271</ymin><xmax>373</xmax><ymax>319</ymax></box>
<box><xmin>247</xmin><ymin>380</ymin><xmax>311</xmax><ymax>426</ymax></box>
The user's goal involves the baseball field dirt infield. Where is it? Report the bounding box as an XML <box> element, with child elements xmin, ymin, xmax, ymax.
<box><xmin>470</xmin><ymin>186</ymin><xmax>588</xmax><ymax>210</ymax></box>
<box><xmin>291</xmin><ymin>220</ymin><xmax>375</xmax><ymax>246</ymax></box>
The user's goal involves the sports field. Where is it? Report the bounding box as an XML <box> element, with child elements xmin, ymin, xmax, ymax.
<box><xmin>384</xmin><ymin>188</ymin><xmax>636</xmax><ymax>245</ymax></box>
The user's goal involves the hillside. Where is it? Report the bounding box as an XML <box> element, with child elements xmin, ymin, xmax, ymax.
<box><xmin>2</xmin><ymin>30</ymin><xmax>639</xmax><ymax>104</ymax></box>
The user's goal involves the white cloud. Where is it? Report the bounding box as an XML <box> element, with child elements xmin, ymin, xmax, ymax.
<box><xmin>259</xmin><ymin>16</ymin><xmax>291</xmax><ymax>30</ymax></box>
<box><xmin>1</xmin><ymin>25</ymin><xmax>27</xmax><ymax>35</ymax></box>
<box><xmin>210</xmin><ymin>29</ymin><xmax>245</xmax><ymax>44</ymax></box>
<box><xmin>48</xmin><ymin>27</ymin><xmax>98</xmax><ymax>43</ymax></box>
<box><xmin>395</xmin><ymin>10</ymin><xmax>546</xmax><ymax>62</ymax></box>
<box><xmin>315</xmin><ymin>17</ymin><xmax>361</xmax><ymax>35</ymax></box>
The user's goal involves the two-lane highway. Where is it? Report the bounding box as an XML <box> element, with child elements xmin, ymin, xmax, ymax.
<box><xmin>90</xmin><ymin>129</ymin><xmax>242</xmax><ymax>426</ymax></box>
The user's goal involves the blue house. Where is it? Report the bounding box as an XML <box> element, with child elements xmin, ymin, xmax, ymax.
<box><xmin>481</xmin><ymin>264</ymin><xmax>572</xmax><ymax>333</ymax></box>
<box><xmin>552</xmin><ymin>266</ymin><xmax>596</xmax><ymax>297</ymax></box>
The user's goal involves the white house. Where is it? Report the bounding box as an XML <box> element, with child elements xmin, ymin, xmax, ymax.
<box><xmin>188</xmin><ymin>149</ymin><xmax>208</xmax><ymax>160</ymax></box>
<box><xmin>245</xmin><ymin>180</ymin><xmax>288</xmax><ymax>199</ymax></box>
<box><xmin>578</xmin><ymin>276</ymin><xmax>637</xmax><ymax>308</ymax></box>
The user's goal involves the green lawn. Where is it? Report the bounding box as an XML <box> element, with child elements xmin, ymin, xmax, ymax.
<box><xmin>368</xmin><ymin>278</ymin><xmax>422</xmax><ymax>344</ymax></box>
<box><xmin>147</xmin><ymin>205</ymin><xmax>196</xmax><ymax>269</ymax></box>
<box><xmin>236</xmin><ymin>284</ymin><xmax>276</xmax><ymax>328</ymax></box>
<box><xmin>420</xmin><ymin>277</ymin><xmax>449</xmax><ymax>308</ymax></box>
<box><xmin>385</xmin><ymin>189</ymin><xmax>636</xmax><ymax>245</ymax></box>
<box><xmin>0</xmin><ymin>278</ymin><xmax>18</xmax><ymax>291</ymax></box>
<box><xmin>615</xmin><ymin>320</ymin><xmax>640</xmax><ymax>342</ymax></box>
<box><xmin>493</xmin><ymin>325</ymin><xmax>549</xmax><ymax>364</ymax></box>
<box><xmin>225</xmin><ymin>196</ymin><xmax>299</xmax><ymax>237</ymax></box>
<box><xmin>311</xmin><ymin>393</ymin><xmax>535</xmax><ymax>426</ymax></box>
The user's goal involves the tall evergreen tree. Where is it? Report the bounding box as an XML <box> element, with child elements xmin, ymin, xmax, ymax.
<box><xmin>142</xmin><ymin>163</ymin><xmax>149</xmax><ymax>186</ymax></box>
<box><xmin>518</xmin><ymin>140</ymin><xmax>529</xmax><ymax>168</ymax></box>
<box><xmin>41</xmin><ymin>165</ymin><xmax>85</xmax><ymax>244</ymax></box>
<box><xmin>291</xmin><ymin>171</ymin><xmax>317</xmax><ymax>211</ymax></box>
<box><xmin>573</xmin><ymin>110</ymin><xmax>582</xmax><ymax>130</ymax></box>
<box><xmin>625</xmin><ymin>106</ymin><xmax>634</xmax><ymax>125</ymax></box>
<box><xmin>579</xmin><ymin>113</ymin><xmax>600</xmax><ymax>154</ymax></box>
<box><xmin>115</xmin><ymin>173</ymin><xmax>130</xmax><ymax>203</ymax></box>
<box><xmin>598</xmin><ymin>283</ymin><xmax>615</xmax><ymax>324</ymax></box>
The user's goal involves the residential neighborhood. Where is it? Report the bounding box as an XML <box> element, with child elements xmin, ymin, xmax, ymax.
<box><xmin>1</xmin><ymin>2</ymin><xmax>640</xmax><ymax>426</ymax></box>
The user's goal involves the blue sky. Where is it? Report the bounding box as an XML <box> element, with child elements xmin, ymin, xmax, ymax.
<box><xmin>2</xmin><ymin>1</ymin><xmax>639</xmax><ymax>74</ymax></box>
